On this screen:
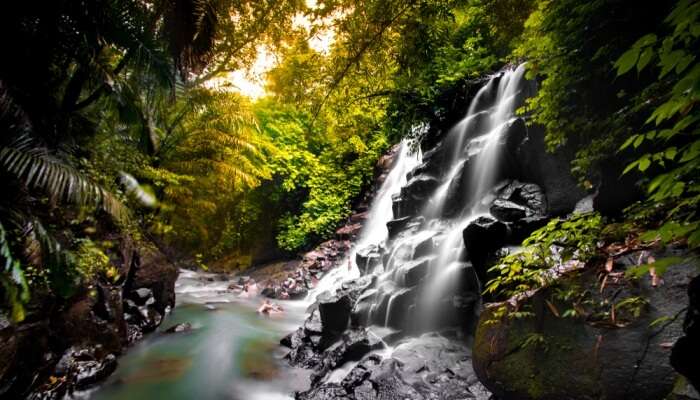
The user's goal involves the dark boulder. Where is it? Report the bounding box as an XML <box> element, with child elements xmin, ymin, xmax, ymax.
<box><xmin>508</xmin><ymin>215</ymin><xmax>549</xmax><ymax>243</ymax></box>
<box><xmin>490</xmin><ymin>199</ymin><xmax>527</xmax><ymax>222</ymax></box>
<box><xmin>318</xmin><ymin>292</ymin><xmax>353</xmax><ymax>335</ymax></box>
<box><xmin>391</xmin><ymin>193</ymin><xmax>419</xmax><ymax>219</ymax></box>
<box><xmin>386</xmin><ymin>216</ymin><xmax>411</xmax><ymax>238</ymax></box>
<box><xmin>463</xmin><ymin>216</ymin><xmax>508</xmax><ymax>282</ymax></box>
<box><xmin>473</xmin><ymin>254</ymin><xmax>697</xmax><ymax>400</ymax></box>
<box><xmin>401</xmin><ymin>175</ymin><xmax>440</xmax><ymax>202</ymax></box>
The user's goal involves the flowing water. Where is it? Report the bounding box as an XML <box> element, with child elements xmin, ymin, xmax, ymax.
<box><xmin>80</xmin><ymin>270</ymin><xmax>312</xmax><ymax>400</ymax></box>
<box><xmin>356</xmin><ymin>64</ymin><xmax>534</xmax><ymax>331</ymax></box>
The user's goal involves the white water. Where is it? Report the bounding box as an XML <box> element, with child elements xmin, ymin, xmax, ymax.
<box><xmin>305</xmin><ymin>140</ymin><xmax>421</xmax><ymax>301</ymax></box>
<box><xmin>350</xmin><ymin>64</ymin><xmax>533</xmax><ymax>331</ymax></box>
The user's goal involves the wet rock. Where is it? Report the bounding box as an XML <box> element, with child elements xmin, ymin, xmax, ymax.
<box><xmin>299</xmin><ymin>335</ymin><xmax>486</xmax><ymax>400</ymax></box>
<box><xmin>473</xmin><ymin>254</ymin><xmax>697</xmax><ymax>400</ymax></box>
<box><xmin>54</xmin><ymin>346</ymin><xmax>117</xmax><ymax>389</ymax></box>
<box><xmin>133</xmin><ymin>288</ymin><xmax>154</xmax><ymax>304</ymax></box>
<box><xmin>391</xmin><ymin>193</ymin><xmax>419</xmax><ymax>219</ymax></box>
<box><xmin>163</xmin><ymin>322</ymin><xmax>193</xmax><ymax>334</ymax></box>
<box><xmin>412</xmin><ymin>233</ymin><xmax>438</xmax><ymax>259</ymax></box>
<box><xmin>296</xmin><ymin>384</ymin><xmax>351</xmax><ymax>400</ymax></box>
<box><xmin>137</xmin><ymin>306</ymin><xmax>163</xmax><ymax>332</ymax></box>
<box><xmin>463</xmin><ymin>216</ymin><xmax>508</xmax><ymax>282</ymax></box>
<box><xmin>318</xmin><ymin>293</ymin><xmax>353</xmax><ymax>335</ymax></box>
<box><xmin>442</xmin><ymin>160</ymin><xmax>470</xmax><ymax>217</ymax></box>
<box><xmin>385</xmin><ymin>287</ymin><xmax>418</xmax><ymax>330</ymax></box>
<box><xmin>355</xmin><ymin>245</ymin><xmax>382</xmax><ymax>276</ymax></box>
<box><xmin>304</xmin><ymin>310</ymin><xmax>324</xmax><ymax>336</ymax></box>
<box><xmin>490</xmin><ymin>199</ymin><xmax>527</xmax><ymax>221</ymax></box>
<box><xmin>260</xmin><ymin>286</ymin><xmax>277</xmax><ymax>298</ymax></box>
<box><xmin>386</xmin><ymin>216</ymin><xmax>411</xmax><ymax>238</ymax></box>
<box><xmin>126</xmin><ymin>245</ymin><xmax>178</xmax><ymax>319</ymax></box>
<box><xmin>400</xmin><ymin>257</ymin><xmax>431</xmax><ymax>287</ymax></box>
<box><xmin>672</xmin><ymin>275</ymin><xmax>700</xmax><ymax>391</ymax></box>
<box><xmin>336</xmin><ymin>223</ymin><xmax>363</xmax><ymax>241</ymax></box>
<box><xmin>401</xmin><ymin>175</ymin><xmax>440</xmax><ymax>202</ymax></box>
<box><xmin>312</xmin><ymin>329</ymin><xmax>384</xmax><ymax>384</ymax></box>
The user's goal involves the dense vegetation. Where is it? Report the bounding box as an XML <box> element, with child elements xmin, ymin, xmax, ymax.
<box><xmin>1</xmin><ymin>0</ymin><xmax>699</xmax><ymax>325</ymax></box>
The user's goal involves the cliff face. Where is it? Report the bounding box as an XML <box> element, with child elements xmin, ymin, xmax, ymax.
<box><xmin>0</xmin><ymin>238</ymin><xmax>177</xmax><ymax>399</ymax></box>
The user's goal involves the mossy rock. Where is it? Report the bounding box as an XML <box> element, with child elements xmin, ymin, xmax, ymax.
<box><xmin>473</xmin><ymin>255</ymin><xmax>698</xmax><ymax>400</ymax></box>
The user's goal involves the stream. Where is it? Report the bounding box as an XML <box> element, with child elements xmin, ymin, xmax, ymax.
<box><xmin>79</xmin><ymin>270</ymin><xmax>313</xmax><ymax>400</ymax></box>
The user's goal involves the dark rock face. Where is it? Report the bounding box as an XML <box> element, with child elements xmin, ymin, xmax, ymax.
<box><xmin>671</xmin><ymin>275</ymin><xmax>700</xmax><ymax>391</ymax></box>
<box><xmin>514</xmin><ymin>124</ymin><xmax>587</xmax><ymax>215</ymax></box>
<box><xmin>473</xmin><ymin>254</ymin><xmax>698</xmax><ymax>400</ymax></box>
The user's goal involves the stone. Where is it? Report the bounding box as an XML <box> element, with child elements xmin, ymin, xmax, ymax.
<box><xmin>401</xmin><ymin>257</ymin><xmax>431</xmax><ymax>287</ymax></box>
<box><xmin>490</xmin><ymin>198</ymin><xmax>527</xmax><ymax>221</ymax></box>
<box><xmin>463</xmin><ymin>216</ymin><xmax>508</xmax><ymax>282</ymax></box>
<box><xmin>163</xmin><ymin>322</ymin><xmax>193</xmax><ymax>334</ymax></box>
<box><xmin>336</xmin><ymin>223</ymin><xmax>362</xmax><ymax>240</ymax></box>
<box><xmin>355</xmin><ymin>245</ymin><xmax>382</xmax><ymax>276</ymax></box>
<box><xmin>473</xmin><ymin>253</ymin><xmax>697</xmax><ymax>400</ymax></box>
<box><xmin>401</xmin><ymin>175</ymin><xmax>440</xmax><ymax>202</ymax></box>
<box><xmin>671</xmin><ymin>275</ymin><xmax>700</xmax><ymax>391</ymax></box>
<box><xmin>384</xmin><ymin>287</ymin><xmax>417</xmax><ymax>330</ymax></box>
<box><xmin>514</xmin><ymin>124</ymin><xmax>587</xmax><ymax>215</ymax></box>
<box><xmin>318</xmin><ymin>293</ymin><xmax>353</xmax><ymax>335</ymax></box>
<box><xmin>386</xmin><ymin>216</ymin><xmax>411</xmax><ymax>238</ymax></box>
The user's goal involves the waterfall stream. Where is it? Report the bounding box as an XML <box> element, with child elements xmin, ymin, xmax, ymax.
<box><xmin>342</xmin><ymin>64</ymin><xmax>534</xmax><ymax>333</ymax></box>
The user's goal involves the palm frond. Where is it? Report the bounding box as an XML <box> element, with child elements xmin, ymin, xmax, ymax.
<box><xmin>0</xmin><ymin>137</ymin><xmax>128</xmax><ymax>221</ymax></box>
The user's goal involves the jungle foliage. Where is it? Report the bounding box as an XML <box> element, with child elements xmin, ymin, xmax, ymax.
<box><xmin>1</xmin><ymin>0</ymin><xmax>699</xmax><ymax>322</ymax></box>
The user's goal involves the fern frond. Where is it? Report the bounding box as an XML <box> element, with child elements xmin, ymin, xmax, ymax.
<box><xmin>0</xmin><ymin>140</ymin><xmax>128</xmax><ymax>221</ymax></box>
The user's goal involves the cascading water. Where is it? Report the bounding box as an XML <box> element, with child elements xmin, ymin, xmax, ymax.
<box><xmin>346</xmin><ymin>63</ymin><xmax>535</xmax><ymax>333</ymax></box>
<box><xmin>305</xmin><ymin>139</ymin><xmax>421</xmax><ymax>300</ymax></box>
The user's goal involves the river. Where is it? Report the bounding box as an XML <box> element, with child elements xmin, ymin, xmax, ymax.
<box><xmin>78</xmin><ymin>269</ymin><xmax>313</xmax><ymax>400</ymax></box>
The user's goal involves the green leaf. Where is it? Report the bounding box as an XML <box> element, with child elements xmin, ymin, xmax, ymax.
<box><xmin>633</xmin><ymin>34</ymin><xmax>658</xmax><ymax>48</ymax></box>
<box><xmin>638</xmin><ymin>156</ymin><xmax>651</xmax><ymax>171</ymax></box>
<box><xmin>665</xmin><ymin>147</ymin><xmax>678</xmax><ymax>160</ymax></box>
<box><xmin>676</xmin><ymin>55</ymin><xmax>696</xmax><ymax>74</ymax></box>
<box><xmin>637</xmin><ymin>47</ymin><xmax>655</xmax><ymax>72</ymax></box>
<box><xmin>620</xmin><ymin>134</ymin><xmax>638</xmax><ymax>151</ymax></box>
<box><xmin>633</xmin><ymin>135</ymin><xmax>645</xmax><ymax>148</ymax></box>
<box><xmin>615</xmin><ymin>47</ymin><xmax>641</xmax><ymax>76</ymax></box>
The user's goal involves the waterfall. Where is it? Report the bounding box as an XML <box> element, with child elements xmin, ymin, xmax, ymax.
<box><xmin>314</xmin><ymin>64</ymin><xmax>534</xmax><ymax>334</ymax></box>
<box><xmin>306</xmin><ymin>140</ymin><xmax>421</xmax><ymax>300</ymax></box>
